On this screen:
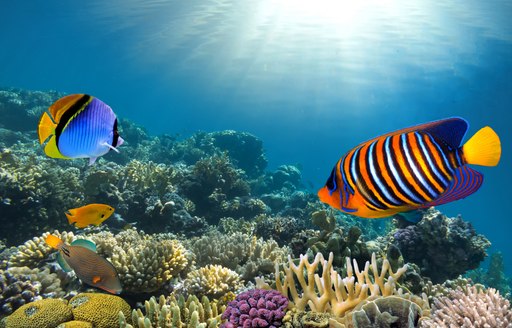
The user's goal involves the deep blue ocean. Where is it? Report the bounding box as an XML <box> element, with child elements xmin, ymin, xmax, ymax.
<box><xmin>1</xmin><ymin>0</ymin><xmax>511</xmax><ymax>272</ymax></box>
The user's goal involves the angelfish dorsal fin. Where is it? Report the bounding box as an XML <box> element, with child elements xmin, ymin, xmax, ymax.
<box><xmin>71</xmin><ymin>239</ymin><xmax>97</xmax><ymax>252</ymax></box>
<box><xmin>421</xmin><ymin>117</ymin><xmax>469</xmax><ymax>149</ymax></box>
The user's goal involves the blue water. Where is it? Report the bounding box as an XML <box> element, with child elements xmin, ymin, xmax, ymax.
<box><xmin>1</xmin><ymin>0</ymin><xmax>511</xmax><ymax>271</ymax></box>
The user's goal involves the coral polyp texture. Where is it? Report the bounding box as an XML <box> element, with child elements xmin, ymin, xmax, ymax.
<box><xmin>421</xmin><ymin>285</ymin><xmax>512</xmax><ymax>328</ymax></box>
<box><xmin>221</xmin><ymin>289</ymin><xmax>288</xmax><ymax>328</ymax></box>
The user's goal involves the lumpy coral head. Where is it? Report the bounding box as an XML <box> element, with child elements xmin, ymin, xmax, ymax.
<box><xmin>221</xmin><ymin>289</ymin><xmax>288</xmax><ymax>328</ymax></box>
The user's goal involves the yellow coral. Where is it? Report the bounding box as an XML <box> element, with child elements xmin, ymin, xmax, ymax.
<box><xmin>184</xmin><ymin>265</ymin><xmax>243</xmax><ymax>299</ymax></box>
<box><xmin>119</xmin><ymin>294</ymin><xmax>225</xmax><ymax>328</ymax></box>
<box><xmin>56</xmin><ymin>321</ymin><xmax>93</xmax><ymax>328</ymax></box>
<box><xmin>272</xmin><ymin>252</ymin><xmax>408</xmax><ymax>317</ymax></box>
<box><xmin>69</xmin><ymin>293</ymin><xmax>131</xmax><ymax>328</ymax></box>
<box><xmin>4</xmin><ymin>299</ymin><xmax>72</xmax><ymax>328</ymax></box>
<box><xmin>7</xmin><ymin>230</ymin><xmax>76</xmax><ymax>268</ymax></box>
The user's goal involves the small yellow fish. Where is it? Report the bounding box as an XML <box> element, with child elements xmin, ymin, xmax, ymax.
<box><xmin>45</xmin><ymin>234</ymin><xmax>122</xmax><ymax>294</ymax></box>
<box><xmin>66</xmin><ymin>204</ymin><xmax>114</xmax><ymax>228</ymax></box>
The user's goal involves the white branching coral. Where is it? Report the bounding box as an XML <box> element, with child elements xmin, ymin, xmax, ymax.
<box><xmin>183</xmin><ymin>265</ymin><xmax>243</xmax><ymax>299</ymax></box>
<box><xmin>421</xmin><ymin>284</ymin><xmax>512</xmax><ymax>328</ymax></box>
<box><xmin>271</xmin><ymin>252</ymin><xmax>408</xmax><ymax>317</ymax></box>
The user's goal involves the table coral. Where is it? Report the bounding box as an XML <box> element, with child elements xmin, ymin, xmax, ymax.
<box><xmin>268</xmin><ymin>252</ymin><xmax>408</xmax><ymax>317</ymax></box>
<box><xmin>119</xmin><ymin>294</ymin><xmax>225</xmax><ymax>328</ymax></box>
<box><xmin>3</xmin><ymin>298</ymin><xmax>72</xmax><ymax>328</ymax></box>
<box><xmin>69</xmin><ymin>293</ymin><xmax>131</xmax><ymax>327</ymax></box>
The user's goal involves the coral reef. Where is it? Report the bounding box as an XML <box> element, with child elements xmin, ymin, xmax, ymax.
<box><xmin>90</xmin><ymin>230</ymin><xmax>188</xmax><ymax>293</ymax></box>
<box><xmin>183</xmin><ymin>265</ymin><xmax>243</xmax><ymax>299</ymax></box>
<box><xmin>119</xmin><ymin>294</ymin><xmax>225</xmax><ymax>328</ymax></box>
<box><xmin>189</xmin><ymin>231</ymin><xmax>291</xmax><ymax>282</ymax></box>
<box><xmin>392</xmin><ymin>208</ymin><xmax>490</xmax><ymax>283</ymax></box>
<box><xmin>221</xmin><ymin>289</ymin><xmax>288</xmax><ymax>328</ymax></box>
<box><xmin>422</xmin><ymin>285</ymin><xmax>512</xmax><ymax>327</ymax></box>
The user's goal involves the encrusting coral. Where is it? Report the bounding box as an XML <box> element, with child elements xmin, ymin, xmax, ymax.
<box><xmin>89</xmin><ymin>229</ymin><xmax>188</xmax><ymax>293</ymax></box>
<box><xmin>2</xmin><ymin>298</ymin><xmax>73</xmax><ymax>328</ymax></box>
<box><xmin>265</xmin><ymin>252</ymin><xmax>408</xmax><ymax>317</ymax></box>
<box><xmin>119</xmin><ymin>294</ymin><xmax>225</xmax><ymax>328</ymax></box>
<box><xmin>68</xmin><ymin>293</ymin><xmax>131</xmax><ymax>327</ymax></box>
<box><xmin>421</xmin><ymin>284</ymin><xmax>512</xmax><ymax>328</ymax></box>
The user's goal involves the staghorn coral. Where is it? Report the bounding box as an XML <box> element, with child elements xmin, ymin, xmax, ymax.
<box><xmin>267</xmin><ymin>252</ymin><xmax>408</xmax><ymax>317</ymax></box>
<box><xmin>89</xmin><ymin>229</ymin><xmax>188</xmax><ymax>293</ymax></box>
<box><xmin>3</xmin><ymin>298</ymin><xmax>72</xmax><ymax>328</ymax></box>
<box><xmin>6</xmin><ymin>231</ymin><xmax>76</xmax><ymax>269</ymax></box>
<box><xmin>69</xmin><ymin>293</ymin><xmax>131</xmax><ymax>327</ymax></box>
<box><xmin>183</xmin><ymin>265</ymin><xmax>243</xmax><ymax>299</ymax></box>
<box><xmin>119</xmin><ymin>294</ymin><xmax>225</xmax><ymax>328</ymax></box>
<box><xmin>221</xmin><ymin>289</ymin><xmax>288</xmax><ymax>328</ymax></box>
<box><xmin>392</xmin><ymin>208</ymin><xmax>490</xmax><ymax>283</ymax></box>
<box><xmin>422</xmin><ymin>284</ymin><xmax>512</xmax><ymax>328</ymax></box>
<box><xmin>189</xmin><ymin>231</ymin><xmax>291</xmax><ymax>281</ymax></box>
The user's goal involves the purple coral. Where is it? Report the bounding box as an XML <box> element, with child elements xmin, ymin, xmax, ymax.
<box><xmin>221</xmin><ymin>289</ymin><xmax>288</xmax><ymax>328</ymax></box>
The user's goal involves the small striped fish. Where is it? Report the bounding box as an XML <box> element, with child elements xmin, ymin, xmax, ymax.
<box><xmin>318</xmin><ymin>117</ymin><xmax>501</xmax><ymax>220</ymax></box>
<box><xmin>38</xmin><ymin>94</ymin><xmax>124</xmax><ymax>165</ymax></box>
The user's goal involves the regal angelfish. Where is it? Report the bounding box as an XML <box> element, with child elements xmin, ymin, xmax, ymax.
<box><xmin>318</xmin><ymin>117</ymin><xmax>501</xmax><ymax>221</ymax></box>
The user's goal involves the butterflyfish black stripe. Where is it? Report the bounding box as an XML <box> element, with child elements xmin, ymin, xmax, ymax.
<box><xmin>112</xmin><ymin>119</ymin><xmax>120</xmax><ymax>148</ymax></box>
<box><xmin>55</xmin><ymin>94</ymin><xmax>91</xmax><ymax>145</ymax></box>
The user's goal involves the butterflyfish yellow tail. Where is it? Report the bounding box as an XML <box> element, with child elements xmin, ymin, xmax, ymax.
<box><xmin>45</xmin><ymin>234</ymin><xmax>64</xmax><ymax>249</ymax></box>
<box><xmin>37</xmin><ymin>112</ymin><xmax>56</xmax><ymax>145</ymax></box>
<box><xmin>462</xmin><ymin>126</ymin><xmax>501</xmax><ymax>167</ymax></box>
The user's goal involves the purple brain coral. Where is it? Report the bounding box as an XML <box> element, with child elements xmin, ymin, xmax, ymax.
<box><xmin>221</xmin><ymin>289</ymin><xmax>288</xmax><ymax>328</ymax></box>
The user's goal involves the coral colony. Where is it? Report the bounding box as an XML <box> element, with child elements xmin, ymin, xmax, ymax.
<box><xmin>0</xmin><ymin>88</ymin><xmax>511</xmax><ymax>327</ymax></box>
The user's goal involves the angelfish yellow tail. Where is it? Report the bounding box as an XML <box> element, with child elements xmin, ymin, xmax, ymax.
<box><xmin>45</xmin><ymin>234</ymin><xmax>64</xmax><ymax>249</ymax></box>
<box><xmin>462</xmin><ymin>126</ymin><xmax>501</xmax><ymax>166</ymax></box>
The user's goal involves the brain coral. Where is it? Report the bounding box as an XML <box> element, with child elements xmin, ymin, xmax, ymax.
<box><xmin>3</xmin><ymin>298</ymin><xmax>72</xmax><ymax>328</ymax></box>
<box><xmin>69</xmin><ymin>293</ymin><xmax>131</xmax><ymax>327</ymax></box>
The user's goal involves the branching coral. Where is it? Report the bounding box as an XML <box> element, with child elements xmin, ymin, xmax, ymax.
<box><xmin>269</xmin><ymin>252</ymin><xmax>408</xmax><ymax>317</ymax></box>
<box><xmin>89</xmin><ymin>229</ymin><xmax>188</xmax><ymax>293</ymax></box>
<box><xmin>422</xmin><ymin>285</ymin><xmax>512</xmax><ymax>327</ymax></box>
<box><xmin>119</xmin><ymin>294</ymin><xmax>225</xmax><ymax>328</ymax></box>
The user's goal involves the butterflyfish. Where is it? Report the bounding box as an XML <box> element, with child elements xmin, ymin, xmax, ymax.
<box><xmin>318</xmin><ymin>117</ymin><xmax>501</xmax><ymax>222</ymax></box>
<box><xmin>37</xmin><ymin>94</ymin><xmax>124</xmax><ymax>165</ymax></box>
<box><xmin>66</xmin><ymin>204</ymin><xmax>115</xmax><ymax>228</ymax></box>
<box><xmin>45</xmin><ymin>234</ymin><xmax>122</xmax><ymax>294</ymax></box>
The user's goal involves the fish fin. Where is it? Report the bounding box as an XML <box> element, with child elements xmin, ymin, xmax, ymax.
<box><xmin>427</xmin><ymin>166</ymin><xmax>483</xmax><ymax>207</ymax></box>
<box><xmin>71</xmin><ymin>239</ymin><xmax>97</xmax><ymax>252</ymax></box>
<box><xmin>48</xmin><ymin>94</ymin><xmax>88</xmax><ymax>123</ymax></box>
<box><xmin>393</xmin><ymin>209</ymin><xmax>426</xmax><ymax>224</ymax></box>
<box><xmin>353</xmin><ymin>117</ymin><xmax>468</xmax><ymax>149</ymax></box>
<box><xmin>92</xmin><ymin>276</ymin><xmax>102</xmax><ymax>284</ymax></box>
<box><xmin>102</xmin><ymin>142</ymin><xmax>120</xmax><ymax>153</ymax></box>
<box><xmin>57</xmin><ymin>252</ymin><xmax>73</xmax><ymax>272</ymax></box>
<box><xmin>37</xmin><ymin>112</ymin><xmax>56</xmax><ymax>144</ymax></box>
<box><xmin>45</xmin><ymin>234</ymin><xmax>64</xmax><ymax>249</ymax></box>
<box><xmin>462</xmin><ymin>126</ymin><xmax>501</xmax><ymax>166</ymax></box>
<box><xmin>318</xmin><ymin>186</ymin><xmax>342</xmax><ymax>211</ymax></box>
<box><xmin>89</xmin><ymin>157</ymin><xmax>98</xmax><ymax>165</ymax></box>
<box><xmin>65</xmin><ymin>212</ymin><xmax>75</xmax><ymax>225</ymax></box>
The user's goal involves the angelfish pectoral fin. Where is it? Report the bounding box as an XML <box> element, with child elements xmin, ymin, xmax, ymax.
<box><xmin>393</xmin><ymin>209</ymin><xmax>427</xmax><ymax>224</ymax></box>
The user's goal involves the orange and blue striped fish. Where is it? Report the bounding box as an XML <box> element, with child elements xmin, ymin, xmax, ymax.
<box><xmin>318</xmin><ymin>117</ymin><xmax>501</xmax><ymax>221</ymax></box>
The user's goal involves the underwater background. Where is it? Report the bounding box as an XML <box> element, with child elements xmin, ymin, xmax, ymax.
<box><xmin>0</xmin><ymin>0</ymin><xmax>511</xmax><ymax>327</ymax></box>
